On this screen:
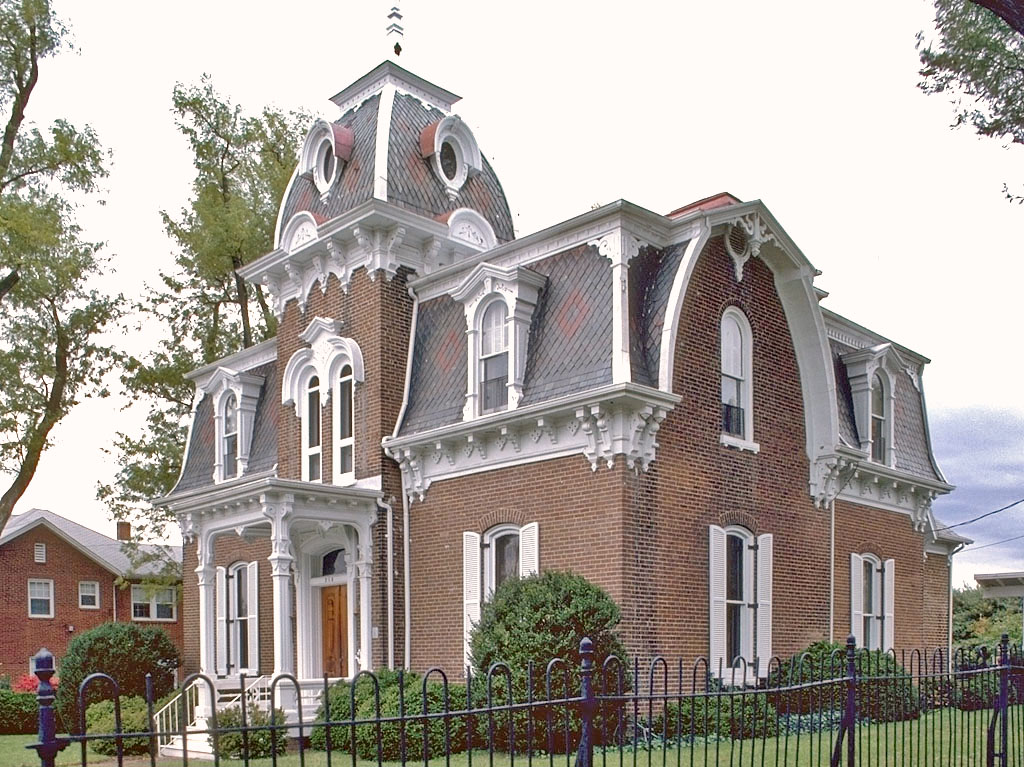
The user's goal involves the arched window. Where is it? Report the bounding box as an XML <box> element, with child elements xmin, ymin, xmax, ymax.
<box><xmin>334</xmin><ymin>364</ymin><xmax>354</xmax><ymax>483</ymax></box>
<box><xmin>480</xmin><ymin>301</ymin><xmax>509</xmax><ymax>413</ymax></box>
<box><xmin>484</xmin><ymin>524</ymin><xmax>521</xmax><ymax>597</ymax></box>
<box><xmin>870</xmin><ymin>373</ymin><xmax>887</xmax><ymax>463</ymax></box>
<box><xmin>222</xmin><ymin>393</ymin><xmax>238</xmax><ymax>479</ymax></box>
<box><xmin>720</xmin><ymin>308</ymin><xmax>754</xmax><ymax>448</ymax></box>
<box><xmin>303</xmin><ymin>376</ymin><xmax>322</xmax><ymax>482</ymax></box>
<box><xmin>216</xmin><ymin>561</ymin><xmax>258</xmax><ymax>676</ymax></box>
<box><xmin>851</xmin><ymin>553</ymin><xmax>894</xmax><ymax>652</ymax></box>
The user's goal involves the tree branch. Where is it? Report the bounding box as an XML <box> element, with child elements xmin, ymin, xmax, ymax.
<box><xmin>0</xmin><ymin>268</ymin><xmax>20</xmax><ymax>301</ymax></box>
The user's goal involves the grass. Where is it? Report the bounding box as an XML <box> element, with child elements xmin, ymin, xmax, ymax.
<box><xmin>3</xmin><ymin>704</ymin><xmax>1020</xmax><ymax>767</ymax></box>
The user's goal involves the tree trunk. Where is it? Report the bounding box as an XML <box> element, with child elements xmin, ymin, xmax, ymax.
<box><xmin>971</xmin><ymin>0</ymin><xmax>1024</xmax><ymax>36</ymax></box>
<box><xmin>0</xmin><ymin>269</ymin><xmax>20</xmax><ymax>301</ymax></box>
<box><xmin>0</xmin><ymin>302</ymin><xmax>68</xmax><ymax>535</ymax></box>
<box><xmin>233</xmin><ymin>267</ymin><xmax>252</xmax><ymax>348</ymax></box>
<box><xmin>0</xmin><ymin>22</ymin><xmax>39</xmax><ymax>191</ymax></box>
<box><xmin>254</xmin><ymin>283</ymin><xmax>277</xmax><ymax>336</ymax></box>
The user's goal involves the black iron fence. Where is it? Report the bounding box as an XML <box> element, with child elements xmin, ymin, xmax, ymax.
<box><xmin>22</xmin><ymin>634</ymin><xmax>1024</xmax><ymax>767</ymax></box>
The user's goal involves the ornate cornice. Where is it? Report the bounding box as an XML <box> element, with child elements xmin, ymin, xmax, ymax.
<box><xmin>723</xmin><ymin>211</ymin><xmax>778</xmax><ymax>282</ymax></box>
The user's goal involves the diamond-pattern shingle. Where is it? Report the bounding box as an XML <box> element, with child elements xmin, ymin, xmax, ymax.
<box><xmin>893</xmin><ymin>369</ymin><xmax>940</xmax><ymax>480</ymax></box>
<box><xmin>399</xmin><ymin>297</ymin><xmax>468</xmax><ymax>434</ymax></box>
<box><xmin>628</xmin><ymin>240</ymin><xmax>689</xmax><ymax>387</ymax></box>
<box><xmin>830</xmin><ymin>340</ymin><xmax>860</xmax><ymax>447</ymax></box>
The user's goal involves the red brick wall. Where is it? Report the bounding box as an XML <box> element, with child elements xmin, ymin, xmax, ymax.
<box><xmin>0</xmin><ymin>526</ymin><xmax>184</xmax><ymax>676</ymax></box>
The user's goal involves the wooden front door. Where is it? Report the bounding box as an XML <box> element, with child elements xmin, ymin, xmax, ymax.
<box><xmin>321</xmin><ymin>585</ymin><xmax>348</xmax><ymax>678</ymax></box>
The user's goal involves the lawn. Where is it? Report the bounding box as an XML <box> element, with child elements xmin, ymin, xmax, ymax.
<box><xmin>3</xmin><ymin>705</ymin><xmax>1019</xmax><ymax>767</ymax></box>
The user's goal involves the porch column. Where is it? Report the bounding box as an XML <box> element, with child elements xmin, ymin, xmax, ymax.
<box><xmin>263</xmin><ymin>494</ymin><xmax>296</xmax><ymax>714</ymax></box>
<box><xmin>195</xmin><ymin>530</ymin><xmax>216</xmax><ymax>718</ymax></box>
<box><xmin>357</xmin><ymin>542</ymin><xmax>373</xmax><ymax>671</ymax></box>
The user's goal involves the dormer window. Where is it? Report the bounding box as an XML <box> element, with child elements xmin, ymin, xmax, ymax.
<box><xmin>841</xmin><ymin>345</ymin><xmax>897</xmax><ymax>466</ymax></box>
<box><xmin>870</xmin><ymin>373</ymin><xmax>887</xmax><ymax>463</ymax></box>
<box><xmin>304</xmin><ymin>375</ymin><xmax>322</xmax><ymax>482</ymax></box>
<box><xmin>317</xmin><ymin>137</ymin><xmax>337</xmax><ymax>191</ymax></box>
<box><xmin>334</xmin><ymin>364</ymin><xmax>355</xmax><ymax>483</ymax></box>
<box><xmin>300</xmin><ymin>120</ymin><xmax>353</xmax><ymax>198</ymax></box>
<box><xmin>480</xmin><ymin>301</ymin><xmax>509</xmax><ymax>413</ymax></box>
<box><xmin>719</xmin><ymin>307</ymin><xmax>757</xmax><ymax>452</ymax></box>
<box><xmin>420</xmin><ymin>116</ymin><xmax>482</xmax><ymax>198</ymax></box>
<box><xmin>222</xmin><ymin>393</ymin><xmax>238</xmax><ymax>479</ymax></box>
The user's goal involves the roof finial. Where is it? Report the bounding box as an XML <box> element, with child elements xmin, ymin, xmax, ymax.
<box><xmin>387</xmin><ymin>2</ymin><xmax>404</xmax><ymax>57</ymax></box>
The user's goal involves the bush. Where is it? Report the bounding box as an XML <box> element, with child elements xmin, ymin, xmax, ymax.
<box><xmin>209</xmin><ymin>704</ymin><xmax>288</xmax><ymax>760</ymax></box>
<box><xmin>657</xmin><ymin>690</ymin><xmax>778</xmax><ymax>741</ymax></box>
<box><xmin>56</xmin><ymin>622</ymin><xmax>179</xmax><ymax>733</ymax></box>
<box><xmin>768</xmin><ymin>641</ymin><xmax>919</xmax><ymax>723</ymax></box>
<box><xmin>85</xmin><ymin>696</ymin><xmax>152</xmax><ymax>756</ymax></box>
<box><xmin>469</xmin><ymin>571</ymin><xmax>630</xmax><ymax>752</ymax></box>
<box><xmin>309</xmin><ymin>670</ymin><xmax>467</xmax><ymax>759</ymax></box>
<box><xmin>0</xmin><ymin>689</ymin><xmax>38</xmax><ymax>734</ymax></box>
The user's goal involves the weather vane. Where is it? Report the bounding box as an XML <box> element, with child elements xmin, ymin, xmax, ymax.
<box><xmin>387</xmin><ymin>2</ymin><xmax>404</xmax><ymax>56</ymax></box>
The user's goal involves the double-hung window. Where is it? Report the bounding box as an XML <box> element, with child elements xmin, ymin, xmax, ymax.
<box><xmin>709</xmin><ymin>525</ymin><xmax>772</xmax><ymax>679</ymax></box>
<box><xmin>719</xmin><ymin>308</ymin><xmax>756</xmax><ymax>450</ymax></box>
<box><xmin>851</xmin><ymin>554</ymin><xmax>894</xmax><ymax>651</ymax></box>
<box><xmin>222</xmin><ymin>393</ymin><xmax>239</xmax><ymax>479</ymax></box>
<box><xmin>131</xmin><ymin>585</ymin><xmax>176</xmax><ymax>621</ymax></box>
<box><xmin>334</xmin><ymin>364</ymin><xmax>354</xmax><ymax>482</ymax></box>
<box><xmin>79</xmin><ymin>581</ymin><xmax>100</xmax><ymax>609</ymax></box>
<box><xmin>303</xmin><ymin>376</ymin><xmax>322</xmax><ymax>482</ymax></box>
<box><xmin>215</xmin><ymin>562</ymin><xmax>259</xmax><ymax>675</ymax></box>
<box><xmin>479</xmin><ymin>301</ymin><xmax>509</xmax><ymax>413</ymax></box>
<box><xmin>870</xmin><ymin>373</ymin><xmax>887</xmax><ymax>464</ymax></box>
<box><xmin>28</xmin><ymin>579</ymin><xmax>54</xmax><ymax>618</ymax></box>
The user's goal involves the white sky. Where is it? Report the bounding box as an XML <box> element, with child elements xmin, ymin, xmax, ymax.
<box><xmin>8</xmin><ymin>0</ymin><xmax>1023</xmax><ymax>587</ymax></box>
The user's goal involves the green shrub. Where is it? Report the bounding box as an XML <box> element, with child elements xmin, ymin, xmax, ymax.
<box><xmin>56</xmin><ymin>622</ymin><xmax>179</xmax><ymax>733</ymax></box>
<box><xmin>309</xmin><ymin>669</ymin><xmax>402</xmax><ymax>751</ymax></box>
<box><xmin>768</xmin><ymin>641</ymin><xmax>919</xmax><ymax>723</ymax></box>
<box><xmin>0</xmin><ymin>689</ymin><xmax>38</xmax><ymax>734</ymax></box>
<box><xmin>85</xmin><ymin>696</ymin><xmax>152</xmax><ymax>756</ymax></box>
<box><xmin>209</xmin><ymin>704</ymin><xmax>287</xmax><ymax>760</ymax></box>
<box><xmin>469</xmin><ymin>571</ymin><xmax>629</xmax><ymax>752</ymax></box>
<box><xmin>657</xmin><ymin>690</ymin><xmax>778</xmax><ymax>741</ymax></box>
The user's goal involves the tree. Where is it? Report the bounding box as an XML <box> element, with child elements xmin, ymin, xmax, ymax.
<box><xmin>952</xmin><ymin>585</ymin><xmax>1022</xmax><ymax>649</ymax></box>
<box><xmin>0</xmin><ymin>0</ymin><xmax>118</xmax><ymax>534</ymax></box>
<box><xmin>918</xmin><ymin>0</ymin><xmax>1024</xmax><ymax>200</ymax></box>
<box><xmin>97</xmin><ymin>80</ymin><xmax>307</xmax><ymax>558</ymax></box>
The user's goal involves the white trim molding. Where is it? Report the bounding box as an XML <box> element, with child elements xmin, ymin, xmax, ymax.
<box><xmin>282</xmin><ymin>318</ymin><xmax>366</xmax><ymax>416</ymax></box>
<box><xmin>420</xmin><ymin>115</ymin><xmax>481</xmax><ymax>198</ymax></box>
<box><xmin>841</xmin><ymin>343</ymin><xmax>904</xmax><ymax>466</ymax></box>
<box><xmin>199</xmin><ymin>367</ymin><xmax>265</xmax><ymax>483</ymax></box>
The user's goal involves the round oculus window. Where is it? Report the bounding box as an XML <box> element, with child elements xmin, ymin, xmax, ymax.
<box><xmin>440</xmin><ymin>140</ymin><xmax>458</xmax><ymax>181</ymax></box>
<box><xmin>317</xmin><ymin>138</ymin><xmax>336</xmax><ymax>188</ymax></box>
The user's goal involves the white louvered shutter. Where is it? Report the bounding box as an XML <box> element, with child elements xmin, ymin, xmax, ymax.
<box><xmin>462</xmin><ymin>532</ymin><xmax>481</xmax><ymax>670</ymax></box>
<box><xmin>708</xmin><ymin>525</ymin><xmax>727</xmax><ymax>673</ymax></box>
<box><xmin>215</xmin><ymin>566</ymin><xmax>228</xmax><ymax>676</ymax></box>
<box><xmin>756</xmin><ymin>533</ymin><xmax>773</xmax><ymax>678</ymax></box>
<box><xmin>849</xmin><ymin>554</ymin><xmax>863</xmax><ymax>648</ymax></box>
<box><xmin>519</xmin><ymin>522</ymin><xmax>539</xmax><ymax>577</ymax></box>
<box><xmin>883</xmin><ymin>559</ymin><xmax>895</xmax><ymax>652</ymax></box>
<box><xmin>247</xmin><ymin>561</ymin><xmax>260</xmax><ymax>671</ymax></box>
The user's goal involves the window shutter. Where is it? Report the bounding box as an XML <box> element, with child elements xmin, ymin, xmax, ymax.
<box><xmin>756</xmin><ymin>533</ymin><xmax>773</xmax><ymax>677</ymax></box>
<box><xmin>708</xmin><ymin>525</ymin><xmax>727</xmax><ymax>673</ymax></box>
<box><xmin>462</xmin><ymin>532</ymin><xmax>481</xmax><ymax>671</ymax></box>
<box><xmin>215</xmin><ymin>566</ymin><xmax>228</xmax><ymax>676</ymax></box>
<box><xmin>882</xmin><ymin>558</ymin><xmax>895</xmax><ymax>652</ymax></box>
<box><xmin>519</xmin><ymin>522</ymin><xmax>539</xmax><ymax>577</ymax></box>
<box><xmin>849</xmin><ymin>553</ymin><xmax>863</xmax><ymax>648</ymax></box>
<box><xmin>247</xmin><ymin>561</ymin><xmax>260</xmax><ymax>671</ymax></box>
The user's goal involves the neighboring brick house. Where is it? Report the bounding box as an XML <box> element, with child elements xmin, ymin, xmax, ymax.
<box><xmin>0</xmin><ymin>509</ymin><xmax>184</xmax><ymax>676</ymax></box>
<box><xmin>156</xmin><ymin>61</ymin><xmax>967</xmax><ymax>711</ymax></box>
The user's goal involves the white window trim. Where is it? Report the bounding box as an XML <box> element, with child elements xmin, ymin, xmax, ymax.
<box><xmin>221</xmin><ymin>392</ymin><xmax>239</xmax><ymax>480</ymax></box>
<box><xmin>222</xmin><ymin>561</ymin><xmax>260</xmax><ymax>676</ymax></box>
<box><xmin>478</xmin><ymin>298</ymin><xmax>510</xmax><ymax>415</ymax></box>
<box><xmin>301</xmin><ymin>371</ymin><xmax>323</xmax><ymax>483</ymax></box>
<box><xmin>28</xmin><ymin>578</ymin><xmax>54</xmax><ymax>619</ymax></box>
<box><xmin>78</xmin><ymin>581</ymin><xmax>100</xmax><ymax>610</ymax></box>
<box><xmin>841</xmin><ymin>344</ymin><xmax>900</xmax><ymax>466</ymax></box>
<box><xmin>420</xmin><ymin>115</ymin><xmax>482</xmax><ymax>198</ymax></box>
<box><xmin>850</xmin><ymin>553</ymin><xmax>895</xmax><ymax>652</ymax></box>
<box><xmin>34</xmin><ymin>542</ymin><xmax>46</xmax><ymax>563</ymax></box>
<box><xmin>131</xmin><ymin>584</ymin><xmax>177</xmax><ymax>623</ymax></box>
<box><xmin>332</xmin><ymin>364</ymin><xmax>356</xmax><ymax>486</ymax></box>
<box><xmin>869</xmin><ymin>372</ymin><xmax>894</xmax><ymax>466</ymax></box>
<box><xmin>719</xmin><ymin>307</ymin><xmax>758</xmax><ymax>452</ymax></box>
<box><xmin>203</xmin><ymin>366</ymin><xmax>264</xmax><ymax>484</ymax></box>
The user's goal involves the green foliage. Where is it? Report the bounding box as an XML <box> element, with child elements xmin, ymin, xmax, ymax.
<box><xmin>97</xmin><ymin>77</ymin><xmax>309</xmax><ymax>564</ymax></box>
<box><xmin>768</xmin><ymin>641</ymin><xmax>919</xmax><ymax>723</ymax></box>
<box><xmin>55</xmin><ymin>622</ymin><xmax>179</xmax><ymax>733</ymax></box>
<box><xmin>309</xmin><ymin>670</ymin><xmax>467</xmax><ymax>759</ymax></box>
<box><xmin>468</xmin><ymin>571</ymin><xmax>629</xmax><ymax>752</ymax></box>
<box><xmin>952</xmin><ymin>586</ymin><xmax>1023</xmax><ymax>650</ymax></box>
<box><xmin>0</xmin><ymin>0</ymin><xmax>118</xmax><ymax>534</ymax></box>
<box><xmin>657</xmin><ymin>693</ymin><xmax>778</xmax><ymax>741</ymax></box>
<box><xmin>209</xmin><ymin>704</ymin><xmax>287</xmax><ymax>760</ymax></box>
<box><xmin>85</xmin><ymin>696</ymin><xmax>151</xmax><ymax>756</ymax></box>
<box><xmin>918</xmin><ymin>0</ymin><xmax>1024</xmax><ymax>201</ymax></box>
<box><xmin>0</xmin><ymin>689</ymin><xmax>37</xmax><ymax>734</ymax></box>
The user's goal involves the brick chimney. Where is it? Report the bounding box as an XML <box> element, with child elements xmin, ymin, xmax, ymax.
<box><xmin>116</xmin><ymin>521</ymin><xmax>131</xmax><ymax>541</ymax></box>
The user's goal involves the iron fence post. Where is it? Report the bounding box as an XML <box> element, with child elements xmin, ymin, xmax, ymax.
<box><xmin>26</xmin><ymin>648</ymin><xmax>68</xmax><ymax>767</ymax></box>
<box><xmin>576</xmin><ymin>637</ymin><xmax>596</xmax><ymax>767</ymax></box>
<box><xmin>845</xmin><ymin>635</ymin><xmax>857</xmax><ymax>767</ymax></box>
<box><xmin>998</xmin><ymin>633</ymin><xmax>1009</xmax><ymax>767</ymax></box>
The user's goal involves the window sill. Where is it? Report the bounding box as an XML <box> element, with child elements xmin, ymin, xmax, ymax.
<box><xmin>28</xmin><ymin>613</ymin><xmax>54</xmax><ymax>620</ymax></box>
<box><xmin>79</xmin><ymin>605</ymin><xmax>100</xmax><ymax>611</ymax></box>
<box><xmin>132</xmin><ymin>617</ymin><xmax>177</xmax><ymax>623</ymax></box>
<box><xmin>719</xmin><ymin>434</ymin><xmax>760</xmax><ymax>453</ymax></box>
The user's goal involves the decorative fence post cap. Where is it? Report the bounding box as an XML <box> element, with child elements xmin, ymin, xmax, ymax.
<box><xmin>32</xmin><ymin>648</ymin><xmax>55</xmax><ymax>672</ymax></box>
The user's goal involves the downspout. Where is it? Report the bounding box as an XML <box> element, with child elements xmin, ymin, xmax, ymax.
<box><xmin>948</xmin><ymin>542</ymin><xmax>965</xmax><ymax>671</ymax></box>
<box><xmin>829</xmin><ymin>499</ymin><xmax>835</xmax><ymax>643</ymax></box>
<box><xmin>403</xmin><ymin>490</ymin><xmax>411</xmax><ymax>669</ymax></box>
<box><xmin>380</xmin><ymin>498</ymin><xmax>395</xmax><ymax>670</ymax></box>
<box><xmin>112</xmin><ymin>583</ymin><xmax>118</xmax><ymax>621</ymax></box>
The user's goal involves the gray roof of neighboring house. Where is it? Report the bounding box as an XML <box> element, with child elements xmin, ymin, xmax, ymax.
<box><xmin>0</xmin><ymin>508</ymin><xmax>181</xmax><ymax>577</ymax></box>
<box><xmin>277</xmin><ymin>92</ymin><xmax>514</xmax><ymax>245</ymax></box>
<box><xmin>170</xmin><ymin>360</ymin><xmax>279</xmax><ymax>496</ymax></box>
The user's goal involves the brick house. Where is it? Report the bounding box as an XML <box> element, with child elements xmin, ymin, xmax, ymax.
<box><xmin>156</xmin><ymin>61</ymin><xmax>967</xmax><ymax>715</ymax></box>
<box><xmin>0</xmin><ymin>508</ymin><xmax>184</xmax><ymax>677</ymax></box>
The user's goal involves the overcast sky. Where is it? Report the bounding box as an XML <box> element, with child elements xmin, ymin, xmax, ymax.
<box><xmin>7</xmin><ymin>0</ymin><xmax>1022</xmax><ymax>587</ymax></box>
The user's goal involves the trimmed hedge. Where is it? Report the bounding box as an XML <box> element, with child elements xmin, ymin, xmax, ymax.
<box><xmin>657</xmin><ymin>693</ymin><xmax>778</xmax><ymax>741</ymax></box>
<box><xmin>0</xmin><ymin>689</ymin><xmax>38</xmax><ymax>734</ymax></box>
<box><xmin>209</xmin><ymin>704</ymin><xmax>287</xmax><ymax>760</ymax></box>
<box><xmin>85</xmin><ymin>696</ymin><xmax>152</xmax><ymax>756</ymax></box>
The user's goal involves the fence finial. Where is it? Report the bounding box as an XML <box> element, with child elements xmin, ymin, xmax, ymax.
<box><xmin>27</xmin><ymin>648</ymin><xmax>68</xmax><ymax>767</ymax></box>
<box><xmin>577</xmin><ymin>638</ymin><xmax>595</xmax><ymax>767</ymax></box>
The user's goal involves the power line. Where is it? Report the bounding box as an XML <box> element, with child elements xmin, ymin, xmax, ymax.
<box><xmin>934</xmin><ymin>496</ymin><xmax>1024</xmax><ymax>532</ymax></box>
<box><xmin>966</xmin><ymin>531</ymin><xmax>1024</xmax><ymax>552</ymax></box>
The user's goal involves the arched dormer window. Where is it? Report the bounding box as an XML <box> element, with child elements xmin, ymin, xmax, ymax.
<box><xmin>870</xmin><ymin>373</ymin><xmax>887</xmax><ymax>464</ymax></box>
<box><xmin>222</xmin><ymin>393</ymin><xmax>238</xmax><ymax>479</ymax></box>
<box><xmin>303</xmin><ymin>375</ymin><xmax>322</xmax><ymax>482</ymax></box>
<box><xmin>719</xmin><ymin>307</ymin><xmax>757</xmax><ymax>452</ymax></box>
<box><xmin>480</xmin><ymin>300</ymin><xmax>509</xmax><ymax>413</ymax></box>
<box><xmin>334</xmin><ymin>364</ymin><xmax>355</xmax><ymax>483</ymax></box>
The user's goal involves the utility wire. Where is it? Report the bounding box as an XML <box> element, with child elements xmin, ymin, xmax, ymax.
<box><xmin>966</xmin><ymin>531</ymin><xmax>1024</xmax><ymax>552</ymax></box>
<box><xmin>933</xmin><ymin>496</ymin><xmax>1024</xmax><ymax>532</ymax></box>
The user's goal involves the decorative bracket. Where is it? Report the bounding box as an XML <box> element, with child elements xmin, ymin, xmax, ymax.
<box><xmin>723</xmin><ymin>212</ymin><xmax>777</xmax><ymax>282</ymax></box>
<box><xmin>810</xmin><ymin>455</ymin><xmax>859</xmax><ymax>509</ymax></box>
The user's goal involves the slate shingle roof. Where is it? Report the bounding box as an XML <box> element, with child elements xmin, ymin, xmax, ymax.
<box><xmin>400</xmin><ymin>297</ymin><xmax>468</xmax><ymax>434</ymax></box>
<box><xmin>628</xmin><ymin>241</ymin><xmax>690</xmax><ymax>387</ymax></box>
<box><xmin>170</xmin><ymin>361</ymin><xmax>279</xmax><ymax>495</ymax></box>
